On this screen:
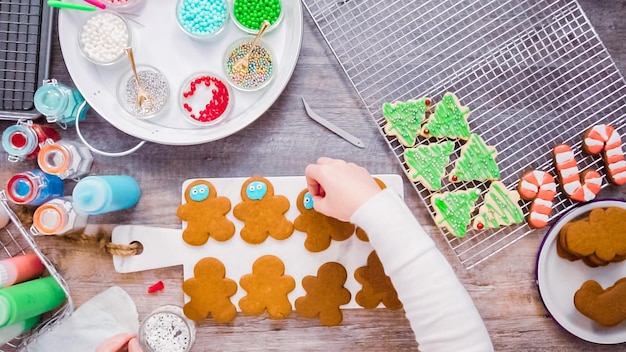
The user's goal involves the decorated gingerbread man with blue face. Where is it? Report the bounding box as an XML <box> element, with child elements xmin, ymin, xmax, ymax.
<box><xmin>177</xmin><ymin>180</ymin><xmax>235</xmax><ymax>246</ymax></box>
<box><xmin>294</xmin><ymin>188</ymin><xmax>355</xmax><ymax>252</ymax></box>
<box><xmin>233</xmin><ymin>176</ymin><xmax>294</xmax><ymax>244</ymax></box>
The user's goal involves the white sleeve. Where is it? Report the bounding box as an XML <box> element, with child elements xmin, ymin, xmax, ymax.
<box><xmin>351</xmin><ymin>189</ymin><xmax>493</xmax><ymax>352</ymax></box>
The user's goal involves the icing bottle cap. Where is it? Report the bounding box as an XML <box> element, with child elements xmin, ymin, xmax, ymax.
<box><xmin>38</xmin><ymin>142</ymin><xmax>71</xmax><ymax>176</ymax></box>
<box><xmin>0</xmin><ymin>264</ymin><xmax>9</xmax><ymax>288</ymax></box>
<box><xmin>33</xmin><ymin>202</ymin><xmax>67</xmax><ymax>235</ymax></box>
<box><xmin>6</xmin><ymin>174</ymin><xmax>35</xmax><ymax>204</ymax></box>
<box><xmin>1</xmin><ymin>125</ymin><xmax>38</xmax><ymax>158</ymax></box>
<box><xmin>0</xmin><ymin>296</ymin><xmax>11</xmax><ymax>326</ymax></box>
<box><xmin>72</xmin><ymin>177</ymin><xmax>108</xmax><ymax>214</ymax></box>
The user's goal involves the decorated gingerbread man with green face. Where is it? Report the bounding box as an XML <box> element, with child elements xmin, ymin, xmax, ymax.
<box><xmin>294</xmin><ymin>188</ymin><xmax>355</xmax><ymax>252</ymax></box>
<box><xmin>233</xmin><ymin>176</ymin><xmax>294</xmax><ymax>244</ymax></box>
<box><xmin>177</xmin><ymin>180</ymin><xmax>235</xmax><ymax>246</ymax></box>
<box><xmin>238</xmin><ymin>255</ymin><xmax>295</xmax><ymax>319</ymax></box>
<box><xmin>183</xmin><ymin>257</ymin><xmax>238</xmax><ymax>323</ymax></box>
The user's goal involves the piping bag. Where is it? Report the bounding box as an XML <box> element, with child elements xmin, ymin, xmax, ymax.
<box><xmin>25</xmin><ymin>286</ymin><xmax>139</xmax><ymax>352</ymax></box>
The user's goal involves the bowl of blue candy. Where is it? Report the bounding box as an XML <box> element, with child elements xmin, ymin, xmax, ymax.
<box><xmin>176</xmin><ymin>0</ymin><xmax>229</xmax><ymax>40</ymax></box>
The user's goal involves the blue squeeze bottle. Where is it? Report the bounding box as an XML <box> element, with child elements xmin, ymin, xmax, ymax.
<box><xmin>72</xmin><ymin>175</ymin><xmax>141</xmax><ymax>214</ymax></box>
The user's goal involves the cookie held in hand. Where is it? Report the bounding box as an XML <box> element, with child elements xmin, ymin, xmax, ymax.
<box><xmin>295</xmin><ymin>262</ymin><xmax>351</xmax><ymax>326</ymax></box>
<box><xmin>238</xmin><ymin>255</ymin><xmax>295</xmax><ymax>319</ymax></box>
<box><xmin>294</xmin><ymin>188</ymin><xmax>355</xmax><ymax>252</ymax></box>
<box><xmin>177</xmin><ymin>180</ymin><xmax>235</xmax><ymax>246</ymax></box>
<box><xmin>182</xmin><ymin>257</ymin><xmax>238</xmax><ymax>323</ymax></box>
<box><xmin>233</xmin><ymin>176</ymin><xmax>294</xmax><ymax>244</ymax></box>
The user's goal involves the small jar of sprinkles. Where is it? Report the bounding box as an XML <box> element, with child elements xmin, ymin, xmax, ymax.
<box><xmin>138</xmin><ymin>305</ymin><xmax>195</xmax><ymax>352</ymax></box>
<box><xmin>232</xmin><ymin>0</ymin><xmax>283</xmax><ymax>34</ymax></box>
<box><xmin>224</xmin><ymin>38</ymin><xmax>274</xmax><ymax>91</ymax></box>
<box><xmin>79</xmin><ymin>11</ymin><xmax>131</xmax><ymax>65</ymax></box>
<box><xmin>117</xmin><ymin>65</ymin><xmax>170</xmax><ymax>119</ymax></box>
<box><xmin>176</xmin><ymin>0</ymin><xmax>228</xmax><ymax>40</ymax></box>
<box><xmin>179</xmin><ymin>72</ymin><xmax>232</xmax><ymax>126</ymax></box>
<box><xmin>101</xmin><ymin>0</ymin><xmax>146</xmax><ymax>12</ymax></box>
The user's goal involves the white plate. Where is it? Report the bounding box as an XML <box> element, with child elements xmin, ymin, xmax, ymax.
<box><xmin>58</xmin><ymin>1</ymin><xmax>303</xmax><ymax>145</ymax></box>
<box><xmin>536</xmin><ymin>199</ymin><xmax>626</xmax><ymax>344</ymax></box>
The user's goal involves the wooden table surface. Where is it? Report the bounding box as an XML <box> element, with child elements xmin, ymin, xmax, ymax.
<box><xmin>2</xmin><ymin>1</ymin><xmax>626</xmax><ymax>351</ymax></box>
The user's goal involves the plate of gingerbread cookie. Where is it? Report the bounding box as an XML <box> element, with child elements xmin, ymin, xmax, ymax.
<box><xmin>536</xmin><ymin>199</ymin><xmax>626</xmax><ymax>344</ymax></box>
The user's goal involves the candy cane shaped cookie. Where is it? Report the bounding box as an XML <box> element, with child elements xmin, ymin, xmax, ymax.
<box><xmin>553</xmin><ymin>144</ymin><xmax>602</xmax><ymax>202</ymax></box>
<box><xmin>517</xmin><ymin>170</ymin><xmax>557</xmax><ymax>228</ymax></box>
<box><xmin>583</xmin><ymin>124</ymin><xmax>626</xmax><ymax>185</ymax></box>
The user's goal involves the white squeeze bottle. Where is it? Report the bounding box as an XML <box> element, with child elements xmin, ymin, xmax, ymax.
<box><xmin>72</xmin><ymin>175</ymin><xmax>141</xmax><ymax>215</ymax></box>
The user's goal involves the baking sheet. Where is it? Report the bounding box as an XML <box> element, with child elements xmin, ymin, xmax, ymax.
<box><xmin>302</xmin><ymin>0</ymin><xmax>626</xmax><ymax>268</ymax></box>
<box><xmin>536</xmin><ymin>199</ymin><xmax>626</xmax><ymax>344</ymax></box>
<box><xmin>57</xmin><ymin>1</ymin><xmax>303</xmax><ymax>145</ymax></box>
<box><xmin>112</xmin><ymin>175</ymin><xmax>403</xmax><ymax>309</ymax></box>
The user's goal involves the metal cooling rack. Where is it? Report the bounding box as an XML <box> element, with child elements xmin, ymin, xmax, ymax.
<box><xmin>0</xmin><ymin>191</ymin><xmax>73</xmax><ymax>351</ymax></box>
<box><xmin>302</xmin><ymin>0</ymin><xmax>626</xmax><ymax>268</ymax></box>
<box><xmin>0</xmin><ymin>0</ymin><xmax>53</xmax><ymax>120</ymax></box>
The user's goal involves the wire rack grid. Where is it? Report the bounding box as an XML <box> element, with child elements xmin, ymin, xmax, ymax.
<box><xmin>0</xmin><ymin>0</ymin><xmax>53</xmax><ymax>120</ymax></box>
<box><xmin>302</xmin><ymin>0</ymin><xmax>626</xmax><ymax>268</ymax></box>
<box><xmin>0</xmin><ymin>191</ymin><xmax>73</xmax><ymax>351</ymax></box>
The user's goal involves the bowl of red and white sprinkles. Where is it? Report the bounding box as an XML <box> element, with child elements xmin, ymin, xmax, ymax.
<box><xmin>179</xmin><ymin>72</ymin><xmax>233</xmax><ymax>126</ymax></box>
<box><xmin>78</xmin><ymin>11</ymin><xmax>131</xmax><ymax>65</ymax></box>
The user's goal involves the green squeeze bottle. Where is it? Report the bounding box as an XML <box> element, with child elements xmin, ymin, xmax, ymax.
<box><xmin>0</xmin><ymin>276</ymin><xmax>66</xmax><ymax>328</ymax></box>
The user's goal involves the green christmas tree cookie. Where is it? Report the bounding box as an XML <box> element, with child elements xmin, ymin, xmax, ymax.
<box><xmin>449</xmin><ymin>133</ymin><xmax>500</xmax><ymax>182</ymax></box>
<box><xmin>420</xmin><ymin>92</ymin><xmax>471</xmax><ymax>140</ymax></box>
<box><xmin>472</xmin><ymin>181</ymin><xmax>524</xmax><ymax>230</ymax></box>
<box><xmin>404</xmin><ymin>141</ymin><xmax>454</xmax><ymax>190</ymax></box>
<box><xmin>431</xmin><ymin>188</ymin><xmax>481</xmax><ymax>238</ymax></box>
<box><xmin>382</xmin><ymin>97</ymin><xmax>431</xmax><ymax>146</ymax></box>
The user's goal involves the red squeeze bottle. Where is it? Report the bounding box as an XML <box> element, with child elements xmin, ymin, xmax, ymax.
<box><xmin>0</xmin><ymin>253</ymin><xmax>45</xmax><ymax>288</ymax></box>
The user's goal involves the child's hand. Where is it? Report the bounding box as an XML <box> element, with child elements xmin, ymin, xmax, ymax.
<box><xmin>305</xmin><ymin>157</ymin><xmax>382</xmax><ymax>222</ymax></box>
<box><xmin>96</xmin><ymin>333</ymin><xmax>143</xmax><ymax>352</ymax></box>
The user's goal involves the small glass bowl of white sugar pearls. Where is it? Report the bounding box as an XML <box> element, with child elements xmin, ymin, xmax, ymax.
<box><xmin>79</xmin><ymin>11</ymin><xmax>132</xmax><ymax>65</ymax></box>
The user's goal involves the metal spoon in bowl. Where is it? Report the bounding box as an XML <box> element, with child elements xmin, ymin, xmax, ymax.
<box><xmin>233</xmin><ymin>20</ymin><xmax>270</xmax><ymax>74</ymax></box>
<box><xmin>124</xmin><ymin>47</ymin><xmax>151</xmax><ymax>109</ymax></box>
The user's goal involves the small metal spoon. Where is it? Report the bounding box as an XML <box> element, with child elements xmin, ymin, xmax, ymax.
<box><xmin>233</xmin><ymin>20</ymin><xmax>270</xmax><ymax>74</ymax></box>
<box><xmin>124</xmin><ymin>47</ymin><xmax>151</xmax><ymax>109</ymax></box>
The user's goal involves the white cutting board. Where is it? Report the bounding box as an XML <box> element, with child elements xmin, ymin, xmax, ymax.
<box><xmin>111</xmin><ymin>175</ymin><xmax>403</xmax><ymax>309</ymax></box>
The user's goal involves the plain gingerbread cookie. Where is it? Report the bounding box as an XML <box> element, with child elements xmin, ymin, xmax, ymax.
<box><xmin>238</xmin><ymin>255</ymin><xmax>295</xmax><ymax>319</ymax></box>
<box><xmin>177</xmin><ymin>180</ymin><xmax>235</xmax><ymax>246</ymax></box>
<box><xmin>233</xmin><ymin>176</ymin><xmax>294</xmax><ymax>244</ymax></box>
<box><xmin>295</xmin><ymin>262</ymin><xmax>351</xmax><ymax>326</ymax></box>
<box><xmin>355</xmin><ymin>251</ymin><xmax>403</xmax><ymax>310</ymax></box>
<box><xmin>574</xmin><ymin>278</ymin><xmax>626</xmax><ymax>327</ymax></box>
<box><xmin>182</xmin><ymin>257</ymin><xmax>238</xmax><ymax>323</ymax></box>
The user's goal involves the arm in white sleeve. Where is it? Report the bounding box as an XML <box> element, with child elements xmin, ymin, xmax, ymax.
<box><xmin>351</xmin><ymin>189</ymin><xmax>493</xmax><ymax>352</ymax></box>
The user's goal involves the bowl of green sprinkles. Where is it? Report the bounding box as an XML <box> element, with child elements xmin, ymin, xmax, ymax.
<box><xmin>176</xmin><ymin>0</ymin><xmax>229</xmax><ymax>40</ymax></box>
<box><xmin>231</xmin><ymin>0</ymin><xmax>283</xmax><ymax>34</ymax></box>
<box><xmin>223</xmin><ymin>37</ymin><xmax>275</xmax><ymax>91</ymax></box>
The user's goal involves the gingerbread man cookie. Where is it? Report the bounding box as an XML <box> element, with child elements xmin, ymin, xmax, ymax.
<box><xmin>355</xmin><ymin>251</ymin><xmax>403</xmax><ymax>310</ymax></box>
<box><xmin>182</xmin><ymin>257</ymin><xmax>238</xmax><ymax>323</ymax></box>
<box><xmin>294</xmin><ymin>188</ymin><xmax>355</xmax><ymax>252</ymax></box>
<box><xmin>295</xmin><ymin>262</ymin><xmax>351</xmax><ymax>326</ymax></box>
<box><xmin>233</xmin><ymin>176</ymin><xmax>294</xmax><ymax>244</ymax></box>
<box><xmin>177</xmin><ymin>180</ymin><xmax>235</xmax><ymax>246</ymax></box>
<box><xmin>574</xmin><ymin>278</ymin><xmax>626</xmax><ymax>327</ymax></box>
<box><xmin>238</xmin><ymin>255</ymin><xmax>295</xmax><ymax>319</ymax></box>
